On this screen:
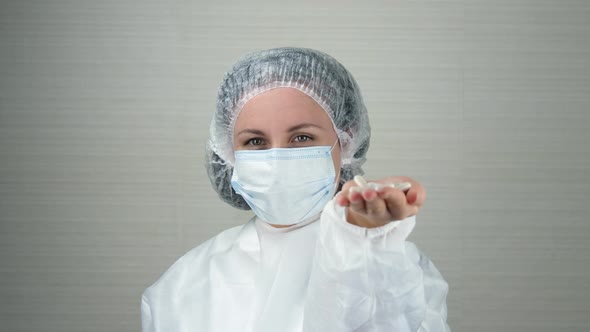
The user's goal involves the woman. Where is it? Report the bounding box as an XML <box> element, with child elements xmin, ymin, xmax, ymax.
<box><xmin>141</xmin><ymin>47</ymin><xmax>451</xmax><ymax>331</ymax></box>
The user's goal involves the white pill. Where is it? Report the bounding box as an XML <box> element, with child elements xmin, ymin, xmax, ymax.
<box><xmin>353</xmin><ymin>175</ymin><xmax>368</xmax><ymax>188</ymax></box>
<box><xmin>388</xmin><ymin>182</ymin><xmax>412</xmax><ymax>191</ymax></box>
<box><xmin>354</xmin><ymin>175</ymin><xmax>411</xmax><ymax>193</ymax></box>
<box><xmin>367</xmin><ymin>182</ymin><xmax>384</xmax><ymax>190</ymax></box>
<box><xmin>349</xmin><ymin>186</ymin><xmax>363</xmax><ymax>193</ymax></box>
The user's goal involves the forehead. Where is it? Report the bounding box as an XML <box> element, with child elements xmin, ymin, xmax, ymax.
<box><xmin>234</xmin><ymin>87</ymin><xmax>333</xmax><ymax>130</ymax></box>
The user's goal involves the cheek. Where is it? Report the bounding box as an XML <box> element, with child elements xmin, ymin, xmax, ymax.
<box><xmin>232</xmin><ymin>135</ymin><xmax>243</xmax><ymax>152</ymax></box>
<box><xmin>331</xmin><ymin>146</ymin><xmax>342</xmax><ymax>183</ymax></box>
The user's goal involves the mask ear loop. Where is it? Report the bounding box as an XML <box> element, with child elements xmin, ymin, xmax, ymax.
<box><xmin>328</xmin><ymin>138</ymin><xmax>343</xmax><ymax>197</ymax></box>
<box><xmin>329</xmin><ymin>138</ymin><xmax>339</xmax><ymax>153</ymax></box>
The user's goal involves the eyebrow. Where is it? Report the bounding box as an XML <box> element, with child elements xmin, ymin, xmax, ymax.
<box><xmin>236</xmin><ymin>129</ymin><xmax>266</xmax><ymax>137</ymax></box>
<box><xmin>287</xmin><ymin>123</ymin><xmax>325</xmax><ymax>132</ymax></box>
<box><xmin>236</xmin><ymin>123</ymin><xmax>325</xmax><ymax>137</ymax></box>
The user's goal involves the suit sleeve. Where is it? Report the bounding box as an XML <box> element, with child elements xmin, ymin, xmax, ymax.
<box><xmin>141</xmin><ymin>294</ymin><xmax>155</xmax><ymax>332</ymax></box>
<box><xmin>302</xmin><ymin>198</ymin><xmax>451</xmax><ymax>332</ymax></box>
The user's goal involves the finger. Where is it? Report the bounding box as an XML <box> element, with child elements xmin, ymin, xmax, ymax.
<box><xmin>406</xmin><ymin>189</ymin><xmax>418</xmax><ymax>205</ymax></box>
<box><xmin>337</xmin><ymin>179</ymin><xmax>361</xmax><ymax>207</ymax></box>
<box><xmin>335</xmin><ymin>191</ymin><xmax>349</xmax><ymax>207</ymax></box>
<box><xmin>361</xmin><ymin>187</ymin><xmax>387</xmax><ymax>217</ymax></box>
<box><xmin>405</xmin><ymin>183</ymin><xmax>425</xmax><ymax>207</ymax></box>
<box><xmin>378</xmin><ymin>187</ymin><xmax>410</xmax><ymax>220</ymax></box>
<box><xmin>348</xmin><ymin>186</ymin><xmax>366</xmax><ymax>213</ymax></box>
<box><xmin>340</xmin><ymin>179</ymin><xmax>359</xmax><ymax>192</ymax></box>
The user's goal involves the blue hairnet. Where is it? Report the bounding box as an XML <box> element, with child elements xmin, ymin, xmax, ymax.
<box><xmin>206</xmin><ymin>47</ymin><xmax>371</xmax><ymax>210</ymax></box>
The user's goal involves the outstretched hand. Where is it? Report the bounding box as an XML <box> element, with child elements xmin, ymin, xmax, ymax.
<box><xmin>335</xmin><ymin>176</ymin><xmax>426</xmax><ymax>228</ymax></box>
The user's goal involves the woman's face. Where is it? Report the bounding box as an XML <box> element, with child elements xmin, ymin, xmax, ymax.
<box><xmin>233</xmin><ymin>87</ymin><xmax>341</xmax><ymax>183</ymax></box>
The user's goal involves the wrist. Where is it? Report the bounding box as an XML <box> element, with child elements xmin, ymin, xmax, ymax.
<box><xmin>345</xmin><ymin>207</ymin><xmax>384</xmax><ymax>229</ymax></box>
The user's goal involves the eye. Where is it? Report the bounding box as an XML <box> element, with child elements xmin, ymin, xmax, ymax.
<box><xmin>245</xmin><ymin>137</ymin><xmax>264</xmax><ymax>146</ymax></box>
<box><xmin>293</xmin><ymin>135</ymin><xmax>312</xmax><ymax>143</ymax></box>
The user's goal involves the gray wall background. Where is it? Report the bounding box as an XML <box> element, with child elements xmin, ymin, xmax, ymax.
<box><xmin>1</xmin><ymin>0</ymin><xmax>589</xmax><ymax>331</ymax></box>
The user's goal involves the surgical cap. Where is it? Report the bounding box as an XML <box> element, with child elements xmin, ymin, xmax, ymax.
<box><xmin>206</xmin><ymin>47</ymin><xmax>371</xmax><ymax>210</ymax></box>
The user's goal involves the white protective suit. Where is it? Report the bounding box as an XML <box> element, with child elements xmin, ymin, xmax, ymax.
<box><xmin>141</xmin><ymin>198</ymin><xmax>451</xmax><ymax>331</ymax></box>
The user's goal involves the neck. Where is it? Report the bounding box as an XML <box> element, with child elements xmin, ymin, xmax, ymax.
<box><xmin>269</xmin><ymin>223</ymin><xmax>293</xmax><ymax>228</ymax></box>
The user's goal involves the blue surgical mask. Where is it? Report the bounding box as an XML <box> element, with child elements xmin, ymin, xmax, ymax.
<box><xmin>231</xmin><ymin>141</ymin><xmax>339</xmax><ymax>225</ymax></box>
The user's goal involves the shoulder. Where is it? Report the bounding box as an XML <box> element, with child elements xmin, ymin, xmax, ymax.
<box><xmin>404</xmin><ymin>241</ymin><xmax>449</xmax><ymax>284</ymax></box>
<box><xmin>403</xmin><ymin>241</ymin><xmax>423</xmax><ymax>263</ymax></box>
<box><xmin>404</xmin><ymin>241</ymin><xmax>435</xmax><ymax>268</ymax></box>
<box><xmin>142</xmin><ymin>221</ymin><xmax>255</xmax><ymax>301</ymax></box>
